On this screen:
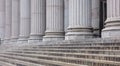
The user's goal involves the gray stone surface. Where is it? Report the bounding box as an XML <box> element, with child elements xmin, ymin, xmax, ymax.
<box><xmin>43</xmin><ymin>0</ymin><xmax>64</xmax><ymax>41</ymax></box>
<box><xmin>29</xmin><ymin>0</ymin><xmax>46</xmax><ymax>43</ymax></box>
<box><xmin>18</xmin><ymin>0</ymin><xmax>31</xmax><ymax>44</ymax></box>
<box><xmin>102</xmin><ymin>0</ymin><xmax>120</xmax><ymax>38</ymax></box>
<box><xmin>65</xmin><ymin>0</ymin><xmax>93</xmax><ymax>40</ymax></box>
<box><xmin>11</xmin><ymin>0</ymin><xmax>20</xmax><ymax>43</ymax></box>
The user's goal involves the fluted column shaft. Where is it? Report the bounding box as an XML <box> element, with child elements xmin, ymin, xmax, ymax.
<box><xmin>92</xmin><ymin>0</ymin><xmax>100</xmax><ymax>37</ymax></box>
<box><xmin>43</xmin><ymin>0</ymin><xmax>64</xmax><ymax>41</ymax></box>
<box><xmin>64</xmin><ymin>0</ymin><xmax>69</xmax><ymax>32</ymax></box>
<box><xmin>0</xmin><ymin>0</ymin><xmax>5</xmax><ymax>44</ymax></box>
<box><xmin>11</xmin><ymin>0</ymin><xmax>20</xmax><ymax>43</ymax></box>
<box><xmin>18</xmin><ymin>0</ymin><xmax>31</xmax><ymax>43</ymax></box>
<box><xmin>4</xmin><ymin>0</ymin><xmax>12</xmax><ymax>43</ymax></box>
<box><xmin>65</xmin><ymin>0</ymin><xmax>93</xmax><ymax>40</ymax></box>
<box><xmin>29</xmin><ymin>0</ymin><xmax>46</xmax><ymax>43</ymax></box>
<box><xmin>102</xmin><ymin>0</ymin><xmax>120</xmax><ymax>38</ymax></box>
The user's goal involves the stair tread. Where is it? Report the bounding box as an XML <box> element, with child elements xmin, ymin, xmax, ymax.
<box><xmin>0</xmin><ymin>56</ymin><xmax>44</xmax><ymax>66</ymax></box>
<box><xmin>0</xmin><ymin>60</ymin><xmax>16</xmax><ymax>66</ymax></box>
<box><xmin>15</xmin><ymin>48</ymin><xmax>120</xmax><ymax>52</ymax></box>
<box><xmin>0</xmin><ymin>54</ymin><xmax>83</xmax><ymax>66</ymax></box>
<box><xmin>1</xmin><ymin>53</ymin><xmax>120</xmax><ymax>65</ymax></box>
<box><xmin>13</xmin><ymin>48</ymin><xmax>119</xmax><ymax>55</ymax></box>
<box><xmin>8</xmin><ymin>50</ymin><xmax>120</xmax><ymax>57</ymax></box>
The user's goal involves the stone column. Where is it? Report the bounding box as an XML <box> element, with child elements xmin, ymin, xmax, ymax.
<box><xmin>4</xmin><ymin>0</ymin><xmax>12</xmax><ymax>43</ymax></box>
<box><xmin>11</xmin><ymin>0</ymin><xmax>20</xmax><ymax>43</ymax></box>
<box><xmin>0</xmin><ymin>0</ymin><xmax>5</xmax><ymax>44</ymax></box>
<box><xmin>64</xmin><ymin>0</ymin><xmax>69</xmax><ymax>32</ymax></box>
<box><xmin>102</xmin><ymin>0</ymin><xmax>120</xmax><ymax>38</ymax></box>
<box><xmin>28</xmin><ymin>0</ymin><xmax>46</xmax><ymax>43</ymax></box>
<box><xmin>65</xmin><ymin>0</ymin><xmax>93</xmax><ymax>40</ymax></box>
<box><xmin>18</xmin><ymin>0</ymin><xmax>31</xmax><ymax>43</ymax></box>
<box><xmin>43</xmin><ymin>0</ymin><xmax>64</xmax><ymax>41</ymax></box>
<box><xmin>92</xmin><ymin>0</ymin><xmax>100</xmax><ymax>37</ymax></box>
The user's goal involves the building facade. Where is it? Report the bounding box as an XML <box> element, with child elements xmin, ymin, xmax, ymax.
<box><xmin>0</xmin><ymin>0</ymin><xmax>119</xmax><ymax>44</ymax></box>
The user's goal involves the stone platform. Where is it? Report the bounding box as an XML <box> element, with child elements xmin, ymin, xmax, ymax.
<box><xmin>0</xmin><ymin>38</ymin><xmax>120</xmax><ymax>66</ymax></box>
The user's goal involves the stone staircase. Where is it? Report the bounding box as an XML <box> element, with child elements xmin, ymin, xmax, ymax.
<box><xmin>0</xmin><ymin>39</ymin><xmax>120</xmax><ymax>66</ymax></box>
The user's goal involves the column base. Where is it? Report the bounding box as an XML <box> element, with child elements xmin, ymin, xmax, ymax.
<box><xmin>28</xmin><ymin>35</ymin><xmax>43</xmax><ymax>43</ymax></box>
<box><xmin>102</xmin><ymin>27</ymin><xmax>120</xmax><ymax>38</ymax></box>
<box><xmin>3</xmin><ymin>39</ymin><xmax>10</xmax><ymax>44</ymax></box>
<box><xmin>102</xmin><ymin>18</ymin><xmax>120</xmax><ymax>38</ymax></box>
<box><xmin>0</xmin><ymin>40</ymin><xmax>4</xmax><ymax>44</ymax></box>
<box><xmin>65</xmin><ymin>27</ymin><xmax>93</xmax><ymax>40</ymax></box>
<box><xmin>17</xmin><ymin>37</ymin><xmax>28</xmax><ymax>44</ymax></box>
<box><xmin>43</xmin><ymin>36</ymin><xmax>64</xmax><ymax>41</ymax></box>
<box><xmin>10</xmin><ymin>38</ymin><xmax>18</xmax><ymax>44</ymax></box>
<box><xmin>65</xmin><ymin>32</ymin><xmax>93</xmax><ymax>40</ymax></box>
<box><xmin>43</xmin><ymin>32</ymin><xmax>64</xmax><ymax>41</ymax></box>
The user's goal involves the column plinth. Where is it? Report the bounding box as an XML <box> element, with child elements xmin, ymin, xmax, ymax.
<box><xmin>65</xmin><ymin>0</ymin><xmax>93</xmax><ymax>40</ymax></box>
<box><xmin>102</xmin><ymin>0</ymin><xmax>120</xmax><ymax>38</ymax></box>
<box><xmin>28</xmin><ymin>0</ymin><xmax>46</xmax><ymax>43</ymax></box>
<box><xmin>43</xmin><ymin>0</ymin><xmax>64</xmax><ymax>41</ymax></box>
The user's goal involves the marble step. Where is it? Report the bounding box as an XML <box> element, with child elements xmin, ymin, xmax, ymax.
<box><xmin>24</xmin><ymin>45</ymin><xmax>120</xmax><ymax>48</ymax></box>
<box><xmin>29</xmin><ymin>40</ymin><xmax>120</xmax><ymax>46</ymax></box>
<box><xmin>0</xmin><ymin>54</ymin><xmax>83</xmax><ymax>66</ymax></box>
<box><xmin>0</xmin><ymin>56</ymin><xmax>44</xmax><ymax>66</ymax></box>
<box><xmin>20</xmin><ymin>46</ymin><xmax>120</xmax><ymax>50</ymax></box>
<box><xmin>0</xmin><ymin>60</ymin><xmax>16</xmax><ymax>66</ymax></box>
<box><xmin>6</xmin><ymin>51</ymin><xmax>120</xmax><ymax>61</ymax></box>
<box><xmin>6</xmin><ymin>50</ymin><xmax>120</xmax><ymax>62</ymax></box>
<box><xmin>29</xmin><ymin>43</ymin><xmax>120</xmax><ymax>47</ymax></box>
<box><xmin>1</xmin><ymin>52</ymin><xmax>120</xmax><ymax>66</ymax></box>
<box><xmin>11</xmin><ymin>48</ymin><xmax>120</xmax><ymax>55</ymax></box>
<box><xmin>16</xmin><ymin>42</ymin><xmax>120</xmax><ymax>50</ymax></box>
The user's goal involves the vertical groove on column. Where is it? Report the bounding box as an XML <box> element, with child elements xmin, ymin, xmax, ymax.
<box><xmin>110</xmin><ymin>0</ymin><xmax>113</xmax><ymax>18</ymax></box>
<box><xmin>64</xmin><ymin>0</ymin><xmax>69</xmax><ymax>32</ymax></box>
<box><xmin>11</xmin><ymin>0</ymin><xmax>20</xmax><ymax>43</ymax></box>
<box><xmin>29</xmin><ymin>0</ymin><xmax>46</xmax><ymax>43</ymax></box>
<box><xmin>102</xmin><ymin>0</ymin><xmax>120</xmax><ymax>38</ymax></box>
<box><xmin>0</xmin><ymin>0</ymin><xmax>5</xmax><ymax>43</ymax></box>
<box><xmin>116</xmin><ymin>0</ymin><xmax>119</xmax><ymax>17</ymax></box>
<box><xmin>43</xmin><ymin>0</ymin><xmax>64</xmax><ymax>41</ymax></box>
<box><xmin>65</xmin><ymin>0</ymin><xmax>93</xmax><ymax>40</ymax></box>
<box><xmin>4</xmin><ymin>0</ymin><xmax>12</xmax><ymax>44</ymax></box>
<box><xmin>107</xmin><ymin>1</ymin><xmax>110</xmax><ymax>18</ymax></box>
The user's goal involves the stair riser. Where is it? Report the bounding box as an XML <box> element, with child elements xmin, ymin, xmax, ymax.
<box><xmin>11</xmin><ymin>49</ymin><xmax>120</xmax><ymax>55</ymax></box>
<box><xmin>1</xmin><ymin>53</ymin><xmax>120</xmax><ymax>66</ymax></box>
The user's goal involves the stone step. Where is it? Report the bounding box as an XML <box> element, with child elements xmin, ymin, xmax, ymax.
<box><xmin>0</xmin><ymin>56</ymin><xmax>44</xmax><ymax>66</ymax></box>
<box><xmin>26</xmin><ymin>45</ymin><xmax>120</xmax><ymax>48</ymax></box>
<box><xmin>1</xmin><ymin>52</ymin><xmax>120</xmax><ymax>66</ymax></box>
<box><xmin>4</xmin><ymin>51</ymin><xmax>120</xmax><ymax>62</ymax></box>
<box><xmin>0</xmin><ymin>54</ymin><xmax>83</xmax><ymax>66</ymax></box>
<box><xmin>0</xmin><ymin>60</ymin><xmax>16</xmax><ymax>66</ymax></box>
<box><xmin>31</xmin><ymin>43</ymin><xmax>120</xmax><ymax>47</ymax></box>
<box><xmin>28</xmin><ymin>40</ymin><xmax>120</xmax><ymax>47</ymax></box>
<box><xmin>21</xmin><ymin>46</ymin><xmax>120</xmax><ymax>50</ymax></box>
<box><xmin>12</xmin><ymin>48</ymin><xmax>120</xmax><ymax>55</ymax></box>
